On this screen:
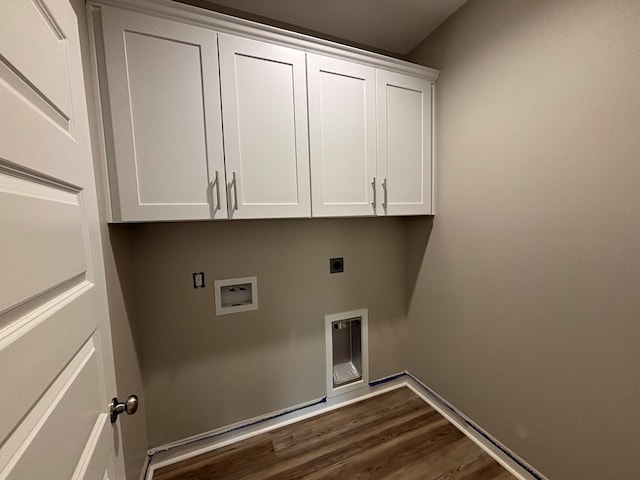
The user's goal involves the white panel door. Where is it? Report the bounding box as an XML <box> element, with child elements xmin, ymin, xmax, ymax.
<box><xmin>307</xmin><ymin>54</ymin><xmax>377</xmax><ymax>217</ymax></box>
<box><xmin>377</xmin><ymin>70</ymin><xmax>433</xmax><ymax>215</ymax></box>
<box><xmin>218</xmin><ymin>33</ymin><xmax>310</xmax><ymax>219</ymax></box>
<box><xmin>0</xmin><ymin>0</ymin><xmax>123</xmax><ymax>479</ymax></box>
<box><xmin>100</xmin><ymin>7</ymin><xmax>227</xmax><ymax>221</ymax></box>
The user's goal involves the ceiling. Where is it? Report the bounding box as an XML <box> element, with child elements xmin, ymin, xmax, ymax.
<box><xmin>177</xmin><ymin>0</ymin><xmax>468</xmax><ymax>57</ymax></box>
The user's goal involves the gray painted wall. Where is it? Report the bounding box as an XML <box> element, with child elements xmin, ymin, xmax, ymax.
<box><xmin>406</xmin><ymin>1</ymin><xmax>640</xmax><ymax>479</ymax></box>
<box><xmin>128</xmin><ymin>218</ymin><xmax>407</xmax><ymax>446</ymax></box>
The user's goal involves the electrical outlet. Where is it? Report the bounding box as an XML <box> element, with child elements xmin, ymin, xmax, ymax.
<box><xmin>193</xmin><ymin>272</ymin><xmax>205</xmax><ymax>288</ymax></box>
<box><xmin>330</xmin><ymin>257</ymin><xmax>344</xmax><ymax>274</ymax></box>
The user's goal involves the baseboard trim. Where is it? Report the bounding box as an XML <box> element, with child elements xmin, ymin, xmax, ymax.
<box><xmin>368</xmin><ymin>370</ymin><xmax>406</xmax><ymax>387</ymax></box>
<box><xmin>144</xmin><ymin>394</ymin><xmax>327</xmax><ymax>476</ymax></box>
<box><xmin>143</xmin><ymin>372</ymin><xmax>545</xmax><ymax>480</ymax></box>
<box><xmin>144</xmin><ymin>381</ymin><xmax>405</xmax><ymax>479</ymax></box>
<box><xmin>138</xmin><ymin>453</ymin><xmax>152</xmax><ymax>480</ymax></box>
<box><xmin>403</xmin><ymin>373</ymin><xmax>547</xmax><ymax>480</ymax></box>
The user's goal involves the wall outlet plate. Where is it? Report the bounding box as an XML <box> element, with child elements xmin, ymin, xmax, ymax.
<box><xmin>330</xmin><ymin>257</ymin><xmax>344</xmax><ymax>273</ymax></box>
<box><xmin>193</xmin><ymin>272</ymin><xmax>205</xmax><ymax>288</ymax></box>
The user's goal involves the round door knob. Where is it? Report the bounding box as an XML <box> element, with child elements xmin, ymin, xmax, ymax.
<box><xmin>124</xmin><ymin>395</ymin><xmax>138</xmax><ymax>415</ymax></box>
<box><xmin>110</xmin><ymin>394</ymin><xmax>139</xmax><ymax>423</ymax></box>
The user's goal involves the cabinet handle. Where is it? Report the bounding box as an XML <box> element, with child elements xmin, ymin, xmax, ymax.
<box><xmin>382</xmin><ymin>178</ymin><xmax>388</xmax><ymax>211</ymax></box>
<box><xmin>371</xmin><ymin>177</ymin><xmax>377</xmax><ymax>212</ymax></box>
<box><xmin>232</xmin><ymin>171</ymin><xmax>238</xmax><ymax>211</ymax></box>
<box><xmin>214</xmin><ymin>170</ymin><xmax>221</xmax><ymax>211</ymax></box>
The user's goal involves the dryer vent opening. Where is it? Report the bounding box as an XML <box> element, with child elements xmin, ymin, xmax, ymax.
<box><xmin>325</xmin><ymin>309</ymin><xmax>369</xmax><ymax>398</ymax></box>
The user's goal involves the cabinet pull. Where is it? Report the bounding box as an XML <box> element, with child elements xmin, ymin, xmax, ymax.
<box><xmin>232</xmin><ymin>171</ymin><xmax>238</xmax><ymax>211</ymax></box>
<box><xmin>382</xmin><ymin>178</ymin><xmax>388</xmax><ymax>211</ymax></box>
<box><xmin>214</xmin><ymin>170</ymin><xmax>221</xmax><ymax>211</ymax></box>
<box><xmin>371</xmin><ymin>177</ymin><xmax>377</xmax><ymax>212</ymax></box>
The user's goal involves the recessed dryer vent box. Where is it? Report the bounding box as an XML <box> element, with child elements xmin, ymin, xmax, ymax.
<box><xmin>325</xmin><ymin>308</ymin><xmax>369</xmax><ymax>398</ymax></box>
<box><xmin>214</xmin><ymin>276</ymin><xmax>258</xmax><ymax>316</ymax></box>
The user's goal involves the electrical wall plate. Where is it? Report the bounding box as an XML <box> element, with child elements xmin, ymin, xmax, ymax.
<box><xmin>214</xmin><ymin>276</ymin><xmax>258</xmax><ymax>315</ymax></box>
<box><xmin>193</xmin><ymin>272</ymin><xmax>205</xmax><ymax>288</ymax></box>
<box><xmin>330</xmin><ymin>257</ymin><xmax>344</xmax><ymax>273</ymax></box>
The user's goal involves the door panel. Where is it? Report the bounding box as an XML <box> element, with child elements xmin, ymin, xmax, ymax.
<box><xmin>0</xmin><ymin>84</ymin><xmax>77</xmax><ymax>181</ymax></box>
<box><xmin>0</xmin><ymin>171</ymin><xmax>86</xmax><ymax>315</ymax></box>
<box><xmin>0</xmin><ymin>284</ymin><xmax>95</xmax><ymax>444</ymax></box>
<box><xmin>100</xmin><ymin>7</ymin><xmax>226</xmax><ymax>221</ymax></box>
<box><xmin>308</xmin><ymin>54</ymin><xmax>376</xmax><ymax>217</ymax></box>
<box><xmin>233</xmin><ymin>54</ymin><xmax>299</xmax><ymax>205</ymax></box>
<box><xmin>0</xmin><ymin>0</ymin><xmax>72</xmax><ymax>123</ymax></box>
<box><xmin>0</xmin><ymin>340</ymin><xmax>103</xmax><ymax>479</ymax></box>
<box><xmin>377</xmin><ymin>70</ymin><xmax>432</xmax><ymax>215</ymax></box>
<box><xmin>75</xmin><ymin>414</ymin><xmax>113</xmax><ymax>480</ymax></box>
<box><xmin>0</xmin><ymin>0</ymin><xmax>121</xmax><ymax>478</ymax></box>
<box><xmin>386</xmin><ymin>85</ymin><xmax>424</xmax><ymax>203</ymax></box>
<box><xmin>219</xmin><ymin>33</ymin><xmax>310</xmax><ymax>219</ymax></box>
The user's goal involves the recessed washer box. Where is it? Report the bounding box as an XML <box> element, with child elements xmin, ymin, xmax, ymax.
<box><xmin>214</xmin><ymin>276</ymin><xmax>258</xmax><ymax>315</ymax></box>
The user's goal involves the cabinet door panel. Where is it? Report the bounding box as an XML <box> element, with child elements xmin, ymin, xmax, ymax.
<box><xmin>377</xmin><ymin>70</ymin><xmax>432</xmax><ymax>215</ymax></box>
<box><xmin>218</xmin><ymin>34</ymin><xmax>310</xmax><ymax>218</ymax></box>
<box><xmin>100</xmin><ymin>7</ymin><xmax>226</xmax><ymax>221</ymax></box>
<box><xmin>308</xmin><ymin>55</ymin><xmax>376</xmax><ymax>217</ymax></box>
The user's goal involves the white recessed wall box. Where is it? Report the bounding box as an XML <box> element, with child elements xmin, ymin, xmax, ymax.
<box><xmin>214</xmin><ymin>276</ymin><xmax>258</xmax><ymax>315</ymax></box>
<box><xmin>325</xmin><ymin>308</ymin><xmax>369</xmax><ymax>397</ymax></box>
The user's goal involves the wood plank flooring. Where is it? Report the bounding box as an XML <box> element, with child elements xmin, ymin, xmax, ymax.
<box><xmin>153</xmin><ymin>387</ymin><xmax>517</xmax><ymax>480</ymax></box>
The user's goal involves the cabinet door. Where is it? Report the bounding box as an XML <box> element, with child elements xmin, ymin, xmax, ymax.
<box><xmin>100</xmin><ymin>8</ymin><xmax>227</xmax><ymax>221</ymax></box>
<box><xmin>377</xmin><ymin>70</ymin><xmax>433</xmax><ymax>215</ymax></box>
<box><xmin>218</xmin><ymin>34</ymin><xmax>310</xmax><ymax>219</ymax></box>
<box><xmin>308</xmin><ymin>54</ymin><xmax>377</xmax><ymax>217</ymax></box>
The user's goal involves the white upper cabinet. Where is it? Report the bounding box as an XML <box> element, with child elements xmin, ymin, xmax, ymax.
<box><xmin>99</xmin><ymin>7</ymin><xmax>227</xmax><ymax>221</ymax></box>
<box><xmin>307</xmin><ymin>54</ymin><xmax>377</xmax><ymax>217</ymax></box>
<box><xmin>218</xmin><ymin>34</ymin><xmax>311</xmax><ymax>219</ymax></box>
<box><xmin>376</xmin><ymin>70</ymin><xmax>433</xmax><ymax>215</ymax></box>
<box><xmin>91</xmin><ymin>0</ymin><xmax>439</xmax><ymax>222</ymax></box>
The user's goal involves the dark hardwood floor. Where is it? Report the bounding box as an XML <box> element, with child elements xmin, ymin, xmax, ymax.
<box><xmin>153</xmin><ymin>387</ymin><xmax>517</xmax><ymax>480</ymax></box>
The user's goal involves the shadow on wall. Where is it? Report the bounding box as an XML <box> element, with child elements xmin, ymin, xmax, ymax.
<box><xmin>105</xmin><ymin>224</ymin><xmax>149</xmax><ymax>478</ymax></box>
<box><xmin>108</xmin><ymin>225</ymin><xmax>140</xmax><ymax>346</ymax></box>
<box><xmin>405</xmin><ymin>216</ymin><xmax>434</xmax><ymax>308</ymax></box>
<box><xmin>173</xmin><ymin>0</ymin><xmax>403</xmax><ymax>58</ymax></box>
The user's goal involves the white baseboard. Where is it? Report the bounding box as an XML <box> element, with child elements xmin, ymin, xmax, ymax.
<box><xmin>403</xmin><ymin>374</ymin><xmax>546</xmax><ymax>480</ymax></box>
<box><xmin>143</xmin><ymin>372</ymin><xmax>544</xmax><ymax>480</ymax></box>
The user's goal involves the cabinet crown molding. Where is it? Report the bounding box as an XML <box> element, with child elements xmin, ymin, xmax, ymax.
<box><xmin>87</xmin><ymin>0</ymin><xmax>440</xmax><ymax>81</ymax></box>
